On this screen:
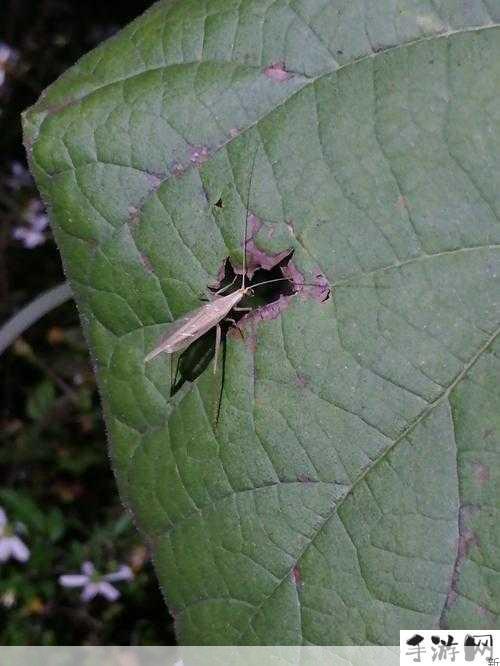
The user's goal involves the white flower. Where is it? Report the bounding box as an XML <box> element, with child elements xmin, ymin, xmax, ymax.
<box><xmin>12</xmin><ymin>198</ymin><xmax>49</xmax><ymax>249</ymax></box>
<box><xmin>24</xmin><ymin>199</ymin><xmax>48</xmax><ymax>230</ymax></box>
<box><xmin>12</xmin><ymin>227</ymin><xmax>47</xmax><ymax>249</ymax></box>
<box><xmin>6</xmin><ymin>161</ymin><xmax>33</xmax><ymax>190</ymax></box>
<box><xmin>0</xmin><ymin>42</ymin><xmax>18</xmax><ymax>88</ymax></box>
<box><xmin>0</xmin><ymin>507</ymin><xmax>30</xmax><ymax>563</ymax></box>
<box><xmin>59</xmin><ymin>561</ymin><xmax>133</xmax><ymax>602</ymax></box>
<box><xmin>0</xmin><ymin>589</ymin><xmax>16</xmax><ymax>608</ymax></box>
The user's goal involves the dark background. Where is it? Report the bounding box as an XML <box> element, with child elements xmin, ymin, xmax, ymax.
<box><xmin>1</xmin><ymin>0</ymin><xmax>177</xmax><ymax>645</ymax></box>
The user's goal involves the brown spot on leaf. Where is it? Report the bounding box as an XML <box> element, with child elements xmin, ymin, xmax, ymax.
<box><xmin>297</xmin><ymin>474</ymin><xmax>316</xmax><ymax>483</ymax></box>
<box><xmin>229</xmin><ymin>128</ymin><xmax>240</xmax><ymax>138</ymax></box>
<box><xmin>171</xmin><ymin>162</ymin><xmax>185</xmax><ymax>178</ymax></box>
<box><xmin>44</xmin><ymin>97</ymin><xmax>78</xmax><ymax>116</ymax></box>
<box><xmin>242</xmin><ymin>213</ymin><xmax>292</xmax><ymax>278</ymax></box>
<box><xmin>264</xmin><ymin>62</ymin><xmax>292</xmax><ymax>82</ymax></box>
<box><xmin>214</xmin><ymin>229</ymin><xmax>329</xmax><ymax>346</ymax></box>
<box><xmin>473</xmin><ymin>462</ymin><xmax>490</xmax><ymax>486</ymax></box>
<box><xmin>457</xmin><ymin>523</ymin><xmax>479</xmax><ymax>561</ymax></box>
<box><xmin>188</xmin><ymin>145</ymin><xmax>210</xmax><ymax>167</ymax></box>
<box><xmin>140</xmin><ymin>253</ymin><xmax>154</xmax><ymax>273</ymax></box>
<box><xmin>440</xmin><ymin>505</ymin><xmax>480</xmax><ymax>625</ymax></box>
<box><xmin>291</xmin><ymin>565</ymin><xmax>301</xmax><ymax>586</ymax></box>
<box><xmin>395</xmin><ymin>195</ymin><xmax>409</xmax><ymax>211</ymax></box>
<box><xmin>146</xmin><ymin>173</ymin><xmax>163</xmax><ymax>190</ymax></box>
<box><xmin>282</xmin><ymin>261</ymin><xmax>330</xmax><ymax>302</ymax></box>
<box><xmin>295</xmin><ymin>374</ymin><xmax>309</xmax><ymax>388</ymax></box>
<box><xmin>476</xmin><ymin>606</ymin><xmax>494</xmax><ymax>620</ymax></box>
<box><xmin>128</xmin><ymin>205</ymin><xmax>140</xmax><ymax>225</ymax></box>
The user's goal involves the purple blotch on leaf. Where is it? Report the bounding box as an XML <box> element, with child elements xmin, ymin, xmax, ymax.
<box><xmin>264</xmin><ymin>62</ymin><xmax>292</xmax><ymax>82</ymax></box>
<box><xmin>282</xmin><ymin>261</ymin><xmax>330</xmax><ymax>302</ymax></box>
<box><xmin>473</xmin><ymin>462</ymin><xmax>490</xmax><ymax>486</ymax></box>
<box><xmin>140</xmin><ymin>253</ymin><xmax>154</xmax><ymax>273</ymax></box>
<box><xmin>291</xmin><ymin>565</ymin><xmax>301</xmax><ymax>586</ymax></box>
<box><xmin>242</xmin><ymin>214</ymin><xmax>291</xmax><ymax>279</ymax></box>
<box><xmin>146</xmin><ymin>173</ymin><xmax>163</xmax><ymax>190</ymax></box>
<box><xmin>188</xmin><ymin>145</ymin><xmax>210</xmax><ymax>167</ymax></box>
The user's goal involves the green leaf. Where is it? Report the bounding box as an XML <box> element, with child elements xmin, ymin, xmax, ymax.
<box><xmin>24</xmin><ymin>1</ymin><xmax>500</xmax><ymax>645</ymax></box>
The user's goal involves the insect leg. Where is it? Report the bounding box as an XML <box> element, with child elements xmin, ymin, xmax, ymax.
<box><xmin>170</xmin><ymin>353</ymin><xmax>180</xmax><ymax>396</ymax></box>
<box><xmin>213</xmin><ymin>323</ymin><xmax>222</xmax><ymax>376</ymax></box>
<box><xmin>214</xmin><ymin>275</ymin><xmax>238</xmax><ymax>296</ymax></box>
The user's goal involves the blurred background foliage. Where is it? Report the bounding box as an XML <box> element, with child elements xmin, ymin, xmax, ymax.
<box><xmin>0</xmin><ymin>0</ymin><xmax>175</xmax><ymax>645</ymax></box>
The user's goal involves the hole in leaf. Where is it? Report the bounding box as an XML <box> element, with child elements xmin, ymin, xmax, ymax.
<box><xmin>171</xmin><ymin>252</ymin><xmax>297</xmax><ymax>395</ymax></box>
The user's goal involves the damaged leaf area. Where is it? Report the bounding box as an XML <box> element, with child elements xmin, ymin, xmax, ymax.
<box><xmin>23</xmin><ymin>0</ymin><xmax>500</xmax><ymax>646</ymax></box>
<box><xmin>167</xmin><ymin>246</ymin><xmax>330</xmax><ymax>395</ymax></box>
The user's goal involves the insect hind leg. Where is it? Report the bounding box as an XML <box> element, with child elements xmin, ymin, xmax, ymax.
<box><xmin>213</xmin><ymin>323</ymin><xmax>222</xmax><ymax>376</ymax></box>
<box><xmin>170</xmin><ymin>353</ymin><xmax>181</xmax><ymax>396</ymax></box>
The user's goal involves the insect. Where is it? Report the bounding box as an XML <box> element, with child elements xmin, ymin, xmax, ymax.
<box><xmin>144</xmin><ymin>147</ymin><xmax>297</xmax><ymax>375</ymax></box>
<box><xmin>144</xmin><ymin>275</ymin><xmax>290</xmax><ymax>369</ymax></box>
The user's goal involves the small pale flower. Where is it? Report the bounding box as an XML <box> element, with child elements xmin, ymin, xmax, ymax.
<box><xmin>59</xmin><ymin>561</ymin><xmax>133</xmax><ymax>602</ymax></box>
<box><xmin>6</xmin><ymin>161</ymin><xmax>33</xmax><ymax>190</ymax></box>
<box><xmin>0</xmin><ymin>42</ymin><xmax>18</xmax><ymax>88</ymax></box>
<box><xmin>24</xmin><ymin>199</ymin><xmax>49</xmax><ymax>231</ymax></box>
<box><xmin>0</xmin><ymin>589</ymin><xmax>16</xmax><ymax>608</ymax></box>
<box><xmin>12</xmin><ymin>226</ymin><xmax>46</xmax><ymax>249</ymax></box>
<box><xmin>12</xmin><ymin>198</ymin><xmax>49</xmax><ymax>249</ymax></box>
<box><xmin>0</xmin><ymin>507</ymin><xmax>30</xmax><ymax>564</ymax></box>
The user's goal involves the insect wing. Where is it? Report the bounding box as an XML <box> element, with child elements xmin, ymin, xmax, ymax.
<box><xmin>145</xmin><ymin>305</ymin><xmax>212</xmax><ymax>361</ymax></box>
<box><xmin>145</xmin><ymin>291</ymin><xmax>243</xmax><ymax>361</ymax></box>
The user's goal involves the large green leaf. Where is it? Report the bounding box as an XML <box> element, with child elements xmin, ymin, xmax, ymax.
<box><xmin>23</xmin><ymin>0</ymin><xmax>500</xmax><ymax>645</ymax></box>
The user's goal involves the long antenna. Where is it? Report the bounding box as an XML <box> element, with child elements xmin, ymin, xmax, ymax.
<box><xmin>250</xmin><ymin>277</ymin><xmax>330</xmax><ymax>290</ymax></box>
<box><xmin>250</xmin><ymin>277</ymin><xmax>388</xmax><ymax>291</ymax></box>
<box><xmin>242</xmin><ymin>143</ymin><xmax>259</xmax><ymax>290</ymax></box>
<box><xmin>250</xmin><ymin>277</ymin><xmax>292</xmax><ymax>290</ymax></box>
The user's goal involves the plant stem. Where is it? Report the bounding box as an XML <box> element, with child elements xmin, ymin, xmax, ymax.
<box><xmin>0</xmin><ymin>281</ymin><xmax>73</xmax><ymax>356</ymax></box>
